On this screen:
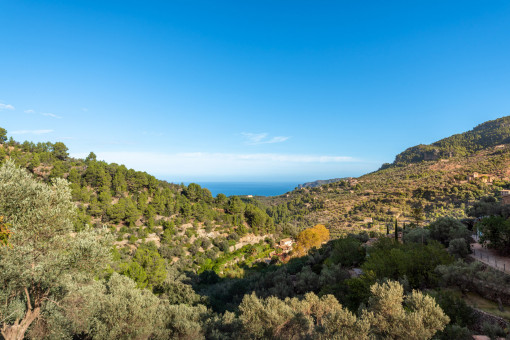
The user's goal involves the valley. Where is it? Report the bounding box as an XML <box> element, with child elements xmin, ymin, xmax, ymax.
<box><xmin>2</xmin><ymin>117</ymin><xmax>510</xmax><ymax>339</ymax></box>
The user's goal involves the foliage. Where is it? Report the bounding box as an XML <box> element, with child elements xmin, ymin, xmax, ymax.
<box><xmin>0</xmin><ymin>129</ymin><xmax>291</xmax><ymax>281</ymax></box>
<box><xmin>402</xmin><ymin>227</ymin><xmax>430</xmax><ymax>244</ymax></box>
<box><xmin>435</xmin><ymin>260</ymin><xmax>510</xmax><ymax>304</ymax></box>
<box><xmin>1</xmin><ymin>121</ymin><xmax>508</xmax><ymax>280</ymax></box>
<box><xmin>294</xmin><ymin>224</ymin><xmax>330</xmax><ymax>256</ymax></box>
<box><xmin>83</xmin><ymin>273</ymin><xmax>163</xmax><ymax>340</ymax></box>
<box><xmin>361</xmin><ymin>281</ymin><xmax>449</xmax><ymax>339</ymax></box>
<box><xmin>447</xmin><ymin>238</ymin><xmax>470</xmax><ymax>259</ymax></box>
<box><xmin>427</xmin><ymin>290</ymin><xmax>475</xmax><ymax>329</ymax></box>
<box><xmin>238</xmin><ymin>291</ymin><xmax>369</xmax><ymax>339</ymax></box>
<box><xmin>427</xmin><ymin>217</ymin><xmax>471</xmax><ymax>247</ymax></box>
<box><xmin>238</xmin><ymin>281</ymin><xmax>448</xmax><ymax>340</ymax></box>
<box><xmin>392</xmin><ymin>116</ymin><xmax>510</xmax><ymax>166</ymax></box>
<box><xmin>2</xmin><ymin>122</ymin><xmax>510</xmax><ymax>338</ymax></box>
<box><xmin>477</xmin><ymin>215</ymin><xmax>510</xmax><ymax>255</ymax></box>
<box><xmin>0</xmin><ymin>161</ymin><xmax>112</xmax><ymax>340</ymax></box>
<box><xmin>0</xmin><ymin>215</ymin><xmax>12</xmax><ymax>246</ymax></box>
<box><xmin>435</xmin><ymin>325</ymin><xmax>472</xmax><ymax>340</ymax></box>
<box><xmin>481</xmin><ymin>322</ymin><xmax>506</xmax><ymax>339</ymax></box>
<box><xmin>466</xmin><ymin>196</ymin><xmax>510</xmax><ymax>218</ymax></box>
<box><xmin>362</xmin><ymin>239</ymin><xmax>454</xmax><ymax>289</ymax></box>
<box><xmin>130</xmin><ymin>245</ymin><xmax>166</xmax><ymax>289</ymax></box>
<box><xmin>52</xmin><ymin>142</ymin><xmax>69</xmax><ymax>161</ymax></box>
<box><xmin>326</xmin><ymin>236</ymin><xmax>365</xmax><ymax>267</ymax></box>
<box><xmin>0</xmin><ymin>127</ymin><xmax>7</xmax><ymax>144</ymax></box>
<box><xmin>261</xmin><ymin>118</ymin><xmax>510</xmax><ymax>234</ymax></box>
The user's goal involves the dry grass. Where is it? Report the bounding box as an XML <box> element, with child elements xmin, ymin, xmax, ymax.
<box><xmin>462</xmin><ymin>292</ymin><xmax>510</xmax><ymax>321</ymax></box>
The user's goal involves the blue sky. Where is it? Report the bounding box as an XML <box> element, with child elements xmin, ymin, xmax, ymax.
<box><xmin>1</xmin><ymin>1</ymin><xmax>510</xmax><ymax>182</ymax></box>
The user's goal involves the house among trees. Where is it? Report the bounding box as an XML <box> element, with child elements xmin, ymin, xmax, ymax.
<box><xmin>466</xmin><ymin>172</ymin><xmax>478</xmax><ymax>181</ymax></box>
<box><xmin>279</xmin><ymin>238</ymin><xmax>294</xmax><ymax>252</ymax></box>
<box><xmin>363</xmin><ymin>217</ymin><xmax>373</xmax><ymax>224</ymax></box>
<box><xmin>466</xmin><ymin>172</ymin><xmax>496</xmax><ymax>183</ymax></box>
<box><xmin>280</xmin><ymin>237</ymin><xmax>293</xmax><ymax>247</ymax></box>
<box><xmin>501</xmin><ymin>190</ymin><xmax>510</xmax><ymax>205</ymax></box>
<box><xmin>385</xmin><ymin>232</ymin><xmax>403</xmax><ymax>241</ymax></box>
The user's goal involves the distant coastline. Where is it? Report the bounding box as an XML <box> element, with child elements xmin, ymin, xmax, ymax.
<box><xmin>188</xmin><ymin>182</ymin><xmax>299</xmax><ymax>197</ymax></box>
<box><xmin>297</xmin><ymin>177</ymin><xmax>348</xmax><ymax>189</ymax></box>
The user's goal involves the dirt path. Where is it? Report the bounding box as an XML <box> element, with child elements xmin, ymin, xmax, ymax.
<box><xmin>470</xmin><ymin>237</ymin><xmax>510</xmax><ymax>274</ymax></box>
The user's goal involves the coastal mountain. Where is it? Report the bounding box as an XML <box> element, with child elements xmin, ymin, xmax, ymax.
<box><xmin>296</xmin><ymin>178</ymin><xmax>347</xmax><ymax>189</ymax></box>
<box><xmin>384</xmin><ymin>116</ymin><xmax>510</xmax><ymax>168</ymax></box>
<box><xmin>3</xmin><ymin>116</ymin><xmax>510</xmax><ymax>242</ymax></box>
<box><xmin>265</xmin><ymin>116</ymin><xmax>510</xmax><ymax>237</ymax></box>
<box><xmin>2</xmin><ymin>118</ymin><xmax>510</xmax><ymax>339</ymax></box>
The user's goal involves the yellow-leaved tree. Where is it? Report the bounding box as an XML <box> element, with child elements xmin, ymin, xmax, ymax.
<box><xmin>294</xmin><ymin>224</ymin><xmax>330</xmax><ymax>256</ymax></box>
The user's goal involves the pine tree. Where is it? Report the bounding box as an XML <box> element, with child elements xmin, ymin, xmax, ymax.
<box><xmin>52</xmin><ymin>142</ymin><xmax>69</xmax><ymax>161</ymax></box>
<box><xmin>0</xmin><ymin>127</ymin><xmax>7</xmax><ymax>144</ymax></box>
<box><xmin>112</xmin><ymin>168</ymin><xmax>127</xmax><ymax>196</ymax></box>
<box><xmin>29</xmin><ymin>153</ymin><xmax>40</xmax><ymax>171</ymax></box>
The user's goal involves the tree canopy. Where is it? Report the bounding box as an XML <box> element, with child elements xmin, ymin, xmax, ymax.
<box><xmin>238</xmin><ymin>280</ymin><xmax>448</xmax><ymax>340</ymax></box>
<box><xmin>0</xmin><ymin>161</ymin><xmax>112</xmax><ymax>340</ymax></box>
<box><xmin>0</xmin><ymin>127</ymin><xmax>7</xmax><ymax>144</ymax></box>
<box><xmin>294</xmin><ymin>224</ymin><xmax>330</xmax><ymax>256</ymax></box>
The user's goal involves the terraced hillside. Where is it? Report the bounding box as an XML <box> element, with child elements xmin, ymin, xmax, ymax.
<box><xmin>3</xmin><ymin>116</ymin><xmax>510</xmax><ymax>247</ymax></box>
<box><xmin>0</xmin><ymin>135</ymin><xmax>287</xmax><ymax>276</ymax></box>
<box><xmin>263</xmin><ymin>117</ymin><xmax>510</xmax><ymax>236</ymax></box>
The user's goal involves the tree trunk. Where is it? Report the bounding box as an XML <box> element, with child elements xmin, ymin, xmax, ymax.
<box><xmin>498</xmin><ymin>297</ymin><xmax>505</xmax><ymax>312</ymax></box>
<box><xmin>1</xmin><ymin>306</ymin><xmax>41</xmax><ymax>340</ymax></box>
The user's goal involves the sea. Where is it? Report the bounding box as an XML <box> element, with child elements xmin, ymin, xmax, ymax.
<box><xmin>188</xmin><ymin>182</ymin><xmax>300</xmax><ymax>197</ymax></box>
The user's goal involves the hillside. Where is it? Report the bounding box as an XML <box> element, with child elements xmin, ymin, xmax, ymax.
<box><xmin>3</xmin><ymin>117</ymin><xmax>510</xmax><ymax>243</ymax></box>
<box><xmin>0</xmin><ymin>131</ymin><xmax>293</xmax><ymax>278</ymax></box>
<box><xmin>3</xmin><ymin>121</ymin><xmax>510</xmax><ymax>339</ymax></box>
<box><xmin>4</xmin><ymin>117</ymin><xmax>510</xmax><ymax>244</ymax></box>
<box><xmin>264</xmin><ymin>116</ymin><xmax>510</xmax><ymax>237</ymax></box>
<box><xmin>388</xmin><ymin>116</ymin><xmax>510</xmax><ymax>167</ymax></box>
<box><xmin>296</xmin><ymin>177</ymin><xmax>347</xmax><ymax>189</ymax></box>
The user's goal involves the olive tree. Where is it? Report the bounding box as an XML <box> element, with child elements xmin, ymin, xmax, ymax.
<box><xmin>0</xmin><ymin>161</ymin><xmax>112</xmax><ymax>340</ymax></box>
<box><xmin>238</xmin><ymin>292</ymin><xmax>369</xmax><ymax>339</ymax></box>
<box><xmin>238</xmin><ymin>281</ymin><xmax>449</xmax><ymax>340</ymax></box>
<box><xmin>362</xmin><ymin>281</ymin><xmax>449</xmax><ymax>339</ymax></box>
<box><xmin>427</xmin><ymin>217</ymin><xmax>471</xmax><ymax>246</ymax></box>
<box><xmin>87</xmin><ymin>273</ymin><xmax>163</xmax><ymax>340</ymax></box>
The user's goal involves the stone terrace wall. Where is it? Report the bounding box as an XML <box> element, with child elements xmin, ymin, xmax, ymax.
<box><xmin>471</xmin><ymin>308</ymin><xmax>509</xmax><ymax>333</ymax></box>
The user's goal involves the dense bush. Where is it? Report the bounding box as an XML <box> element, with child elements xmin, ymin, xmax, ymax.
<box><xmin>477</xmin><ymin>216</ymin><xmax>510</xmax><ymax>255</ymax></box>
<box><xmin>362</xmin><ymin>238</ymin><xmax>454</xmax><ymax>289</ymax></box>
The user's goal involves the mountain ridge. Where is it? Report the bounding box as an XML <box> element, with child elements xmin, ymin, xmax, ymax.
<box><xmin>264</xmin><ymin>116</ymin><xmax>510</xmax><ymax>236</ymax></box>
<box><xmin>296</xmin><ymin>178</ymin><xmax>348</xmax><ymax>189</ymax></box>
<box><xmin>382</xmin><ymin>116</ymin><xmax>510</xmax><ymax>168</ymax></box>
<box><xmin>2</xmin><ymin>115</ymin><xmax>510</xmax><ymax>241</ymax></box>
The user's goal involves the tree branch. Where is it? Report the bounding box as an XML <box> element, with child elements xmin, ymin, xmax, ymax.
<box><xmin>0</xmin><ymin>310</ymin><xmax>18</xmax><ymax>324</ymax></box>
<box><xmin>42</xmin><ymin>297</ymin><xmax>61</xmax><ymax>308</ymax></box>
<box><xmin>24</xmin><ymin>287</ymin><xmax>32</xmax><ymax>311</ymax></box>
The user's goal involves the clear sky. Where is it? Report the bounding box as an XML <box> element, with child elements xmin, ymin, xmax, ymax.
<box><xmin>1</xmin><ymin>1</ymin><xmax>510</xmax><ymax>182</ymax></box>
